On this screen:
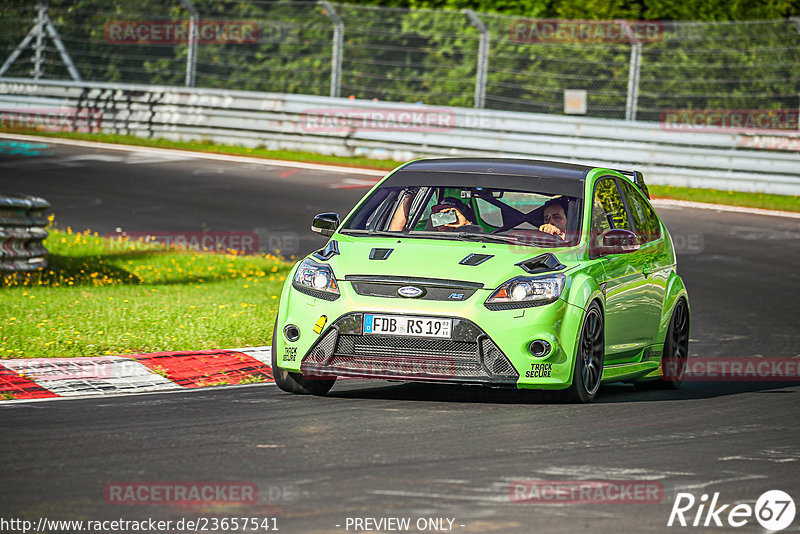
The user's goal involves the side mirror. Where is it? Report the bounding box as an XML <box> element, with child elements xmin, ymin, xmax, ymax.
<box><xmin>595</xmin><ymin>229</ymin><xmax>640</xmax><ymax>256</ymax></box>
<box><xmin>311</xmin><ymin>213</ymin><xmax>340</xmax><ymax>237</ymax></box>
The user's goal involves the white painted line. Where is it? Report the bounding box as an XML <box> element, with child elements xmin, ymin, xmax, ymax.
<box><xmin>651</xmin><ymin>198</ymin><xmax>800</xmax><ymax>219</ymax></box>
<box><xmin>0</xmin><ymin>381</ymin><xmax>276</xmax><ymax>405</ymax></box>
<box><xmin>0</xmin><ymin>347</ymin><xmax>276</xmax><ymax>403</ymax></box>
<box><xmin>0</xmin><ymin>133</ymin><xmax>387</xmax><ymax>176</ymax></box>
<box><xmin>229</xmin><ymin>346</ymin><xmax>272</xmax><ymax>366</ymax></box>
<box><xmin>61</xmin><ymin>154</ymin><xmax>125</xmax><ymax>163</ymax></box>
<box><xmin>124</xmin><ymin>152</ymin><xmax>193</xmax><ymax>165</ymax></box>
<box><xmin>531</xmin><ymin>466</ymin><xmax>693</xmax><ymax>479</ymax></box>
<box><xmin>2</xmin><ymin>356</ymin><xmax>180</xmax><ymax>397</ymax></box>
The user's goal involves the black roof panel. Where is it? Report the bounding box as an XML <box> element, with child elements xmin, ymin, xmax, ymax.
<box><xmin>401</xmin><ymin>158</ymin><xmax>594</xmax><ymax>180</ymax></box>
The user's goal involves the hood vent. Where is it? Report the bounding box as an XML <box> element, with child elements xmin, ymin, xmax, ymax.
<box><xmin>313</xmin><ymin>239</ymin><xmax>339</xmax><ymax>261</ymax></box>
<box><xmin>517</xmin><ymin>253</ymin><xmax>566</xmax><ymax>274</ymax></box>
<box><xmin>459</xmin><ymin>253</ymin><xmax>494</xmax><ymax>266</ymax></box>
<box><xmin>369</xmin><ymin>248</ymin><xmax>393</xmax><ymax>260</ymax></box>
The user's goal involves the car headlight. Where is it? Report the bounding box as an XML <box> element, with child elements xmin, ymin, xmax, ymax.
<box><xmin>485</xmin><ymin>274</ymin><xmax>565</xmax><ymax>310</ymax></box>
<box><xmin>292</xmin><ymin>259</ymin><xmax>340</xmax><ymax>300</ymax></box>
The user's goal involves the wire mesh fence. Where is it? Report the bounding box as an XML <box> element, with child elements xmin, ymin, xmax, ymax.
<box><xmin>1</xmin><ymin>0</ymin><xmax>799</xmax><ymax>122</ymax></box>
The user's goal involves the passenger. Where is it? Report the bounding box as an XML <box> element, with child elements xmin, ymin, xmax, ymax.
<box><xmin>429</xmin><ymin>197</ymin><xmax>480</xmax><ymax>232</ymax></box>
<box><xmin>390</xmin><ymin>194</ymin><xmax>483</xmax><ymax>233</ymax></box>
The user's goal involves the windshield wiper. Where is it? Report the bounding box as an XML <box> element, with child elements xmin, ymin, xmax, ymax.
<box><xmin>339</xmin><ymin>229</ymin><xmax>402</xmax><ymax>238</ymax></box>
<box><xmin>407</xmin><ymin>231</ymin><xmax>518</xmax><ymax>244</ymax></box>
<box><xmin>342</xmin><ymin>229</ymin><xmax>466</xmax><ymax>240</ymax></box>
<box><xmin>456</xmin><ymin>232</ymin><xmax>518</xmax><ymax>244</ymax></box>
<box><xmin>342</xmin><ymin>229</ymin><xmax>522</xmax><ymax>245</ymax></box>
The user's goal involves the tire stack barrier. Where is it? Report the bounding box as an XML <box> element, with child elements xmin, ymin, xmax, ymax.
<box><xmin>0</xmin><ymin>193</ymin><xmax>50</xmax><ymax>272</ymax></box>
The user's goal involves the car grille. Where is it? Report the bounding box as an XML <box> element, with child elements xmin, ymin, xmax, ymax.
<box><xmin>346</xmin><ymin>275</ymin><xmax>482</xmax><ymax>301</ymax></box>
<box><xmin>300</xmin><ymin>313</ymin><xmax>518</xmax><ymax>384</ymax></box>
<box><xmin>340</xmin><ymin>335</ymin><xmax>475</xmax><ymax>359</ymax></box>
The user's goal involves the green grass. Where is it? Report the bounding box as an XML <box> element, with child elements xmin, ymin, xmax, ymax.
<box><xmin>0</xmin><ymin>225</ymin><xmax>291</xmax><ymax>359</ymax></box>
<box><xmin>649</xmin><ymin>185</ymin><xmax>799</xmax><ymax>213</ymax></box>
<box><xmin>6</xmin><ymin>128</ymin><xmax>798</xmax><ymax>213</ymax></box>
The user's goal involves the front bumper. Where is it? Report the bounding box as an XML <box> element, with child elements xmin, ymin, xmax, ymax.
<box><xmin>275</xmin><ymin>278</ymin><xmax>587</xmax><ymax>390</ymax></box>
<box><xmin>300</xmin><ymin>312</ymin><xmax>519</xmax><ymax>386</ymax></box>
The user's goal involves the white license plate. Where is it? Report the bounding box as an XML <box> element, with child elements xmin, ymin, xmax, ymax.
<box><xmin>363</xmin><ymin>314</ymin><xmax>452</xmax><ymax>339</ymax></box>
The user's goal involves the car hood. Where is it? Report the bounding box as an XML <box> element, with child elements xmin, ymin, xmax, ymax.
<box><xmin>321</xmin><ymin>234</ymin><xmax>580</xmax><ymax>288</ymax></box>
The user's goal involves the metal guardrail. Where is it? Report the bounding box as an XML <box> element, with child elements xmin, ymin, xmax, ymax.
<box><xmin>0</xmin><ymin>78</ymin><xmax>798</xmax><ymax>195</ymax></box>
<box><xmin>0</xmin><ymin>192</ymin><xmax>50</xmax><ymax>272</ymax></box>
<box><xmin>2</xmin><ymin>3</ymin><xmax>799</xmax><ymax>122</ymax></box>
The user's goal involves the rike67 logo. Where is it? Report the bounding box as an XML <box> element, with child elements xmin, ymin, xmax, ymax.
<box><xmin>668</xmin><ymin>490</ymin><xmax>796</xmax><ymax>531</ymax></box>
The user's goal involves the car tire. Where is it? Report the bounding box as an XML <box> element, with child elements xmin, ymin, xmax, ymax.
<box><xmin>271</xmin><ymin>313</ymin><xmax>336</xmax><ymax>396</ymax></box>
<box><xmin>639</xmin><ymin>298</ymin><xmax>690</xmax><ymax>390</ymax></box>
<box><xmin>560</xmin><ymin>301</ymin><xmax>604</xmax><ymax>403</ymax></box>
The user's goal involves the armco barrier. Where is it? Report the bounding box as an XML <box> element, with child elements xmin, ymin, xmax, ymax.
<box><xmin>0</xmin><ymin>193</ymin><xmax>50</xmax><ymax>272</ymax></box>
<box><xmin>0</xmin><ymin>78</ymin><xmax>798</xmax><ymax>195</ymax></box>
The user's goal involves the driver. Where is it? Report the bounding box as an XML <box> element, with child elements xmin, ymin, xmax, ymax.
<box><xmin>539</xmin><ymin>197</ymin><xmax>568</xmax><ymax>241</ymax></box>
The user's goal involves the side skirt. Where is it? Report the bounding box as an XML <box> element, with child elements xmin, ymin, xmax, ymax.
<box><xmin>602</xmin><ymin>361</ymin><xmax>661</xmax><ymax>383</ymax></box>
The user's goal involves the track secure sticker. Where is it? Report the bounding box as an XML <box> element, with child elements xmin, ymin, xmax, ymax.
<box><xmin>526</xmin><ymin>363</ymin><xmax>552</xmax><ymax>378</ymax></box>
<box><xmin>283</xmin><ymin>347</ymin><xmax>297</xmax><ymax>362</ymax></box>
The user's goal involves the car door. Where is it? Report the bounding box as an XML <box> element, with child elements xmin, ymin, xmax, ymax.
<box><xmin>617</xmin><ymin>178</ymin><xmax>671</xmax><ymax>343</ymax></box>
<box><xmin>591</xmin><ymin>177</ymin><xmax>656</xmax><ymax>363</ymax></box>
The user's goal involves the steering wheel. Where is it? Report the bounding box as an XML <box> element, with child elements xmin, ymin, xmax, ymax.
<box><xmin>492</xmin><ymin>228</ymin><xmax>563</xmax><ymax>245</ymax></box>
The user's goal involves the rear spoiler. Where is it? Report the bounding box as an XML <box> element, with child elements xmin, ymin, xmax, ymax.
<box><xmin>616</xmin><ymin>169</ymin><xmax>650</xmax><ymax>199</ymax></box>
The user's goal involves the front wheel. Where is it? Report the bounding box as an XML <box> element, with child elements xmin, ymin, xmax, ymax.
<box><xmin>560</xmin><ymin>302</ymin><xmax>604</xmax><ymax>403</ymax></box>
<box><xmin>271</xmin><ymin>313</ymin><xmax>336</xmax><ymax>396</ymax></box>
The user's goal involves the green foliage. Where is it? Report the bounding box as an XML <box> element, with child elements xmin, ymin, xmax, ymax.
<box><xmin>376</xmin><ymin>0</ymin><xmax>800</xmax><ymax>19</ymax></box>
<box><xmin>641</xmin><ymin>0</ymin><xmax>800</xmax><ymax>21</ymax></box>
<box><xmin>0</xmin><ymin>1</ymin><xmax>797</xmax><ymax>120</ymax></box>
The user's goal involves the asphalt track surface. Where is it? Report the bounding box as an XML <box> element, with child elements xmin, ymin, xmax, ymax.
<box><xmin>2</xmin><ymin>137</ymin><xmax>799</xmax><ymax>533</ymax></box>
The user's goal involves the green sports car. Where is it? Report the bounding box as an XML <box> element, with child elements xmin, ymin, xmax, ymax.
<box><xmin>272</xmin><ymin>158</ymin><xmax>690</xmax><ymax>402</ymax></box>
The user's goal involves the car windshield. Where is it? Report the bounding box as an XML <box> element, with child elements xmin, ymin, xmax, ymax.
<box><xmin>341</xmin><ymin>184</ymin><xmax>582</xmax><ymax>247</ymax></box>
